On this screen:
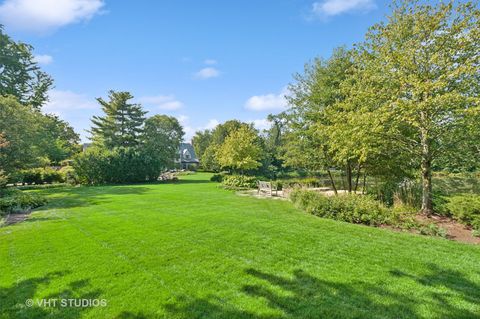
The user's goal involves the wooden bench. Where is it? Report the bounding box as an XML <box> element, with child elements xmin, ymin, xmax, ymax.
<box><xmin>258</xmin><ymin>181</ymin><xmax>277</xmax><ymax>197</ymax></box>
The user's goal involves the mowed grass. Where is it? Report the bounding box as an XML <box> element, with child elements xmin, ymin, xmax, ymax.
<box><xmin>1</xmin><ymin>173</ymin><xmax>479</xmax><ymax>319</ymax></box>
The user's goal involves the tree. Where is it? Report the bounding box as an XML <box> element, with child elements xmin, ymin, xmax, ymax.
<box><xmin>199</xmin><ymin>120</ymin><xmax>251</xmax><ymax>171</ymax></box>
<box><xmin>217</xmin><ymin>126</ymin><xmax>262</xmax><ymax>173</ymax></box>
<box><xmin>192</xmin><ymin>129</ymin><xmax>212</xmax><ymax>165</ymax></box>
<box><xmin>282</xmin><ymin>48</ymin><xmax>356</xmax><ymax>193</ymax></box>
<box><xmin>259</xmin><ymin>114</ymin><xmax>287</xmax><ymax>178</ymax></box>
<box><xmin>0</xmin><ymin>133</ymin><xmax>8</xmax><ymax>187</ymax></box>
<box><xmin>90</xmin><ymin>91</ymin><xmax>147</xmax><ymax>149</ymax></box>
<box><xmin>0</xmin><ymin>26</ymin><xmax>53</xmax><ymax>108</ymax></box>
<box><xmin>0</xmin><ymin>95</ymin><xmax>42</xmax><ymax>172</ymax></box>
<box><xmin>40</xmin><ymin>114</ymin><xmax>81</xmax><ymax>164</ymax></box>
<box><xmin>348</xmin><ymin>0</ymin><xmax>480</xmax><ymax>214</ymax></box>
<box><xmin>143</xmin><ymin>115</ymin><xmax>184</xmax><ymax>173</ymax></box>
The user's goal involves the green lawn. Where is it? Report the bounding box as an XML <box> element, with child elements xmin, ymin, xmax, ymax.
<box><xmin>1</xmin><ymin>173</ymin><xmax>479</xmax><ymax>319</ymax></box>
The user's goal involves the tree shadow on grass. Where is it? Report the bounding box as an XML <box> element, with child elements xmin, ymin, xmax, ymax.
<box><xmin>164</xmin><ymin>265</ymin><xmax>480</xmax><ymax>319</ymax></box>
<box><xmin>389</xmin><ymin>263</ymin><xmax>480</xmax><ymax>318</ymax></box>
<box><xmin>115</xmin><ymin>311</ymin><xmax>151</xmax><ymax>319</ymax></box>
<box><xmin>0</xmin><ymin>271</ymin><xmax>104</xmax><ymax>319</ymax></box>
<box><xmin>172</xmin><ymin>179</ymin><xmax>212</xmax><ymax>185</ymax></box>
<box><xmin>34</xmin><ymin>186</ymin><xmax>152</xmax><ymax>211</ymax></box>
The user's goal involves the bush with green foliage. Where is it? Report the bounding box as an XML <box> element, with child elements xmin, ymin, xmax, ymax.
<box><xmin>41</xmin><ymin>167</ymin><xmax>65</xmax><ymax>184</ymax></box>
<box><xmin>435</xmin><ymin>194</ymin><xmax>480</xmax><ymax>229</ymax></box>
<box><xmin>0</xmin><ymin>188</ymin><xmax>47</xmax><ymax>215</ymax></box>
<box><xmin>13</xmin><ymin>168</ymin><xmax>65</xmax><ymax>185</ymax></box>
<box><xmin>210</xmin><ymin>173</ymin><xmax>225</xmax><ymax>182</ymax></box>
<box><xmin>73</xmin><ymin>147</ymin><xmax>164</xmax><ymax>185</ymax></box>
<box><xmin>472</xmin><ymin>228</ymin><xmax>480</xmax><ymax>238</ymax></box>
<box><xmin>290</xmin><ymin>189</ymin><xmax>395</xmax><ymax>226</ymax></box>
<box><xmin>418</xmin><ymin>223</ymin><xmax>448</xmax><ymax>238</ymax></box>
<box><xmin>221</xmin><ymin>175</ymin><xmax>258</xmax><ymax>189</ymax></box>
<box><xmin>59</xmin><ymin>166</ymin><xmax>76</xmax><ymax>184</ymax></box>
<box><xmin>21</xmin><ymin>168</ymin><xmax>43</xmax><ymax>184</ymax></box>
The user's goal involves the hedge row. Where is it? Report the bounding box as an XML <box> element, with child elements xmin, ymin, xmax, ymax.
<box><xmin>289</xmin><ymin>189</ymin><xmax>397</xmax><ymax>226</ymax></box>
<box><xmin>9</xmin><ymin>167</ymin><xmax>65</xmax><ymax>185</ymax></box>
<box><xmin>0</xmin><ymin>188</ymin><xmax>47</xmax><ymax>216</ymax></box>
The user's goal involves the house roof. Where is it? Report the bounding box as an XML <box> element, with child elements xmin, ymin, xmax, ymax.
<box><xmin>179</xmin><ymin>143</ymin><xmax>199</xmax><ymax>163</ymax></box>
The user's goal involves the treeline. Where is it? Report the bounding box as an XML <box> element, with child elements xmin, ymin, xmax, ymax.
<box><xmin>0</xmin><ymin>24</ymin><xmax>185</xmax><ymax>187</ymax></box>
<box><xmin>0</xmin><ymin>26</ymin><xmax>80</xmax><ymax>186</ymax></box>
<box><xmin>74</xmin><ymin>91</ymin><xmax>184</xmax><ymax>184</ymax></box>
<box><xmin>193</xmin><ymin>1</ymin><xmax>480</xmax><ymax>215</ymax></box>
<box><xmin>279</xmin><ymin>1</ymin><xmax>480</xmax><ymax>214</ymax></box>
<box><xmin>192</xmin><ymin>119</ymin><xmax>283</xmax><ymax>178</ymax></box>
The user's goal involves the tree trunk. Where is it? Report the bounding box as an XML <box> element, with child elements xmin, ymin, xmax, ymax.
<box><xmin>420</xmin><ymin>128</ymin><xmax>433</xmax><ymax>215</ymax></box>
<box><xmin>362</xmin><ymin>172</ymin><xmax>367</xmax><ymax>195</ymax></box>
<box><xmin>346</xmin><ymin>162</ymin><xmax>352</xmax><ymax>193</ymax></box>
<box><xmin>327</xmin><ymin>169</ymin><xmax>338</xmax><ymax>195</ymax></box>
<box><xmin>354</xmin><ymin>163</ymin><xmax>361</xmax><ymax>192</ymax></box>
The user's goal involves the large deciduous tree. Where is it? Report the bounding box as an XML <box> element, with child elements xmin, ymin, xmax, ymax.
<box><xmin>0</xmin><ymin>26</ymin><xmax>53</xmax><ymax>108</ymax></box>
<box><xmin>349</xmin><ymin>0</ymin><xmax>480</xmax><ymax>214</ymax></box>
<box><xmin>199</xmin><ymin>120</ymin><xmax>251</xmax><ymax>171</ymax></box>
<box><xmin>143</xmin><ymin>114</ymin><xmax>184</xmax><ymax>172</ymax></box>
<box><xmin>0</xmin><ymin>95</ymin><xmax>43</xmax><ymax>172</ymax></box>
<box><xmin>192</xmin><ymin>129</ymin><xmax>212</xmax><ymax>166</ymax></box>
<box><xmin>282</xmin><ymin>48</ymin><xmax>356</xmax><ymax>193</ymax></box>
<box><xmin>217</xmin><ymin>126</ymin><xmax>262</xmax><ymax>173</ymax></box>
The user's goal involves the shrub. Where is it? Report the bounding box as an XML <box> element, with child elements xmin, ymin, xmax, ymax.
<box><xmin>59</xmin><ymin>166</ymin><xmax>76</xmax><ymax>184</ymax></box>
<box><xmin>14</xmin><ymin>168</ymin><xmax>65</xmax><ymax>185</ymax></box>
<box><xmin>221</xmin><ymin>175</ymin><xmax>258</xmax><ymax>189</ymax></box>
<box><xmin>290</xmin><ymin>189</ymin><xmax>394</xmax><ymax>226</ymax></box>
<box><xmin>419</xmin><ymin>223</ymin><xmax>447</xmax><ymax>238</ymax></box>
<box><xmin>436</xmin><ymin>194</ymin><xmax>480</xmax><ymax>229</ymax></box>
<box><xmin>22</xmin><ymin>168</ymin><xmax>43</xmax><ymax>184</ymax></box>
<box><xmin>42</xmin><ymin>167</ymin><xmax>65</xmax><ymax>184</ymax></box>
<box><xmin>0</xmin><ymin>189</ymin><xmax>47</xmax><ymax>215</ymax></box>
<box><xmin>472</xmin><ymin>228</ymin><xmax>480</xmax><ymax>238</ymax></box>
<box><xmin>210</xmin><ymin>173</ymin><xmax>224</xmax><ymax>182</ymax></box>
<box><xmin>73</xmin><ymin>147</ymin><xmax>163</xmax><ymax>185</ymax></box>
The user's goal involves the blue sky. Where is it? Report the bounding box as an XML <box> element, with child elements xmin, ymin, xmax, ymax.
<box><xmin>0</xmin><ymin>0</ymin><xmax>392</xmax><ymax>142</ymax></box>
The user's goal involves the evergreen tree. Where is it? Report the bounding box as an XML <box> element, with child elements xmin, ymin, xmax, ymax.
<box><xmin>90</xmin><ymin>91</ymin><xmax>147</xmax><ymax>149</ymax></box>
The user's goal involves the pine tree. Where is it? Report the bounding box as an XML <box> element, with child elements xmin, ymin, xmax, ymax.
<box><xmin>90</xmin><ymin>91</ymin><xmax>147</xmax><ymax>149</ymax></box>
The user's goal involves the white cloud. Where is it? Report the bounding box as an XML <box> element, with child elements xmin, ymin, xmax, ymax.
<box><xmin>312</xmin><ymin>0</ymin><xmax>376</xmax><ymax>17</ymax></box>
<box><xmin>43</xmin><ymin>89</ymin><xmax>99</xmax><ymax>142</ymax></box>
<box><xmin>204</xmin><ymin>59</ymin><xmax>217</xmax><ymax>65</ymax></box>
<box><xmin>176</xmin><ymin>115</ymin><xmax>189</xmax><ymax>124</ymax></box>
<box><xmin>245</xmin><ymin>87</ymin><xmax>289</xmax><ymax>112</ymax></box>
<box><xmin>138</xmin><ymin>95</ymin><xmax>183</xmax><ymax>111</ymax></box>
<box><xmin>0</xmin><ymin>0</ymin><xmax>105</xmax><ymax>32</ymax></box>
<box><xmin>194</xmin><ymin>67</ymin><xmax>220</xmax><ymax>79</ymax></box>
<box><xmin>44</xmin><ymin>89</ymin><xmax>97</xmax><ymax>114</ymax></box>
<box><xmin>176</xmin><ymin>116</ymin><xmax>221</xmax><ymax>142</ymax></box>
<box><xmin>33</xmin><ymin>54</ymin><xmax>53</xmax><ymax>65</ymax></box>
<box><xmin>250</xmin><ymin>119</ymin><xmax>272</xmax><ymax>131</ymax></box>
<box><xmin>204</xmin><ymin>119</ymin><xmax>220</xmax><ymax>130</ymax></box>
<box><xmin>175</xmin><ymin>115</ymin><xmax>194</xmax><ymax>142</ymax></box>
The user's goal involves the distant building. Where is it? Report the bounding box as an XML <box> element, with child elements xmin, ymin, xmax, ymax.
<box><xmin>177</xmin><ymin>143</ymin><xmax>199</xmax><ymax>169</ymax></box>
<box><xmin>82</xmin><ymin>143</ymin><xmax>92</xmax><ymax>152</ymax></box>
<box><xmin>83</xmin><ymin>142</ymin><xmax>199</xmax><ymax>170</ymax></box>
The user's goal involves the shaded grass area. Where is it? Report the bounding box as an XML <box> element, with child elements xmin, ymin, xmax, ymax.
<box><xmin>1</xmin><ymin>173</ymin><xmax>479</xmax><ymax>318</ymax></box>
